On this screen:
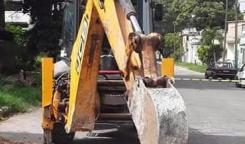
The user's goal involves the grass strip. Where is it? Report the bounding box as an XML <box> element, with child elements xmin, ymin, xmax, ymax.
<box><xmin>176</xmin><ymin>62</ymin><xmax>207</xmax><ymax>73</ymax></box>
<box><xmin>0</xmin><ymin>75</ymin><xmax>40</xmax><ymax>117</ymax></box>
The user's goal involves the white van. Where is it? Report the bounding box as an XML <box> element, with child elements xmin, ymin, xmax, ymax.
<box><xmin>235</xmin><ymin>64</ymin><xmax>245</xmax><ymax>88</ymax></box>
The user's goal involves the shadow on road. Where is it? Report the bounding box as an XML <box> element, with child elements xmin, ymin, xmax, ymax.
<box><xmin>189</xmin><ymin>128</ymin><xmax>245</xmax><ymax>144</ymax></box>
<box><xmin>1</xmin><ymin>126</ymin><xmax>245</xmax><ymax>144</ymax></box>
<box><xmin>74</xmin><ymin>123</ymin><xmax>140</xmax><ymax>144</ymax></box>
<box><xmin>175</xmin><ymin>80</ymin><xmax>245</xmax><ymax>91</ymax></box>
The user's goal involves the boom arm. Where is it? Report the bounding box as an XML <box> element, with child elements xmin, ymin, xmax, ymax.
<box><xmin>67</xmin><ymin>0</ymin><xmax>162</xmax><ymax>132</ymax></box>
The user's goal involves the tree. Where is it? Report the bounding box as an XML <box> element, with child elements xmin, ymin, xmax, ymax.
<box><xmin>22</xmin><ymin>0</ymin><xmax>64</xmax><ymax>69</ymax></box>
<box><xmin>156</xmin><ymin>0</ymin><xmax>180</xmax><ymax>33</ymax></box>
<box><xmin>160</xmin><ymin>33</ymin><xmax>183</xmax><ymax>59</ymax></box>
<box><xmin>0</xmin><ymin>1</ymin><xmax>19</xmax><ymax>73</ymax></box>
<box><xmin>197</xmin><ymin>27</ymin><xmax>224</xmax><ymax>64</ymax></box>
<box><xmin>177</xmin><ymin>0</ymin><xmax>242</xmax><ymax>30</ymax></box>
<box><xmin>156</xmin><ymin>0</ymin><xmax>240</xmax><ymax>64</ymax></box>
<box><xmin>158</xmin><ymin>0</ymin><xmax>239</xmax><ymax>32</ymax></box>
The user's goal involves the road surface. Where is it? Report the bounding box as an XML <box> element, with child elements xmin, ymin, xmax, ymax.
<box><xmin>175</xmin><ymin>66</ymin><xmax>245</xmax><ymax>144</ymax></box>
<box><xmin>0</xmin><ymin>66</ymin><xmax>245</xmax><ymax>144</ymax></box>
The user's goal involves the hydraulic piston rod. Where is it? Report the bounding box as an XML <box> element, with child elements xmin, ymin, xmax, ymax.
<box><xmin>118</xmin><ymin>0</ymin><xmax>142</xmax><ymax>33</ymax></box>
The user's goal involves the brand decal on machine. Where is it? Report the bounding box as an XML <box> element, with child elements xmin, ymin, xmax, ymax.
<box><xmin>76</xmin><ymin>15</ymin><xmax>89</xmax><ymax>74</ymax></box>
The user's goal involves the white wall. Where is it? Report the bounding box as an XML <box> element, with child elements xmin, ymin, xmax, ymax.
<box><xmin>181</xmin><ymin>28</ymin><xmax>202</xmax><ymax>64</ymax></box>
<box><xmin>225</xmin><ymin>21</ymin><xmax>245</xmax><ymax>67</ymax></box>
<box><xmin>226</xmin><ymin>43</ymin><xmax>235</xmax><ymax>62</ymax></box>
<box><xmin>5</xmin><ymin>11</ymin><xmax>31</xmax><ymax>25</ymax></box>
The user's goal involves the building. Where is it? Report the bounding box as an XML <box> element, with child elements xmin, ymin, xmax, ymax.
<box><xmin>238</xmin><ymin>27</ymin><xmax>245</xmax><ymax>66</ymax></box>
<box><xmin>225</xmin><ymin>20</ymin><xmax>245</xmax><ymax>67</ymax></box>
<box><xmin>4</xmin><ymin>0</ymin><xmax>31</xmax><ymax>29</ymax></box>
<box><xmin>181</xmin><ymin>28</ymin><xmax>202</xmax><ymax>64</ymax></box>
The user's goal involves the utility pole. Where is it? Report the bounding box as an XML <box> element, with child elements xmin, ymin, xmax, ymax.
<box><xmin>234</xmin><ymin>0</ymin><xmax>239</xmax><ymax>69</ymax></box>
<box><xmin>173</xmin><ymin>21</ymin><xmax>176</xmax><ymax>54</ymax></box>
<box><xmin>223</xmin><ymin>0</ymin><xmax>228</xmax><ymax>62</ymax></box>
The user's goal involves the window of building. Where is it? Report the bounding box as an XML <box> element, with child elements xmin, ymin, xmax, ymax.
<box><xmin>242</xmin><ymin>24</ymin><xmax>245</xmax><ymax>32</ymax></box>
<box><xmin>242</xmin><ymin>49</ymin><xmax>245</xmax><ymax>64</ymax></box>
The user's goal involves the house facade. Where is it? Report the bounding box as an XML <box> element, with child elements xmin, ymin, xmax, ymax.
<box><xmin>225</xmin><ymin>21</ymin><xmax>245</xmax><ymax>68</ymax></box>
<box><xmin>239</xmin><ymin>28</ymin><xmax>245</xmax><ymax>66</ymax></box>
<box><xmin>181</xmin><ymin>28</ymin><xmax>202</xmax><ymax>64</ymax></box>
<box><xmin>4</xmin><ymin>0</ymin><xmax>31</xmax><ymax>29</ymax></box>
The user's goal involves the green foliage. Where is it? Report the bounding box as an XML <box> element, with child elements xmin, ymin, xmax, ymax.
<box><xmin>197</xmin><ymin>44</ymin><xmax>223</xmax><ymax>65</ymax></box>
<box><xmin>33</xmin><ymin>52</ymin><xmax>48</xmax><ymax>69</ymax></box>
<box><xmin>157</xmin><ymin>0</ymin><xmax>180</xmax><ymax>32</ymax></box>
<box><xmin>197</xmin><ymin>45</ymin><xmax>211</xmax><ymax>64</ymax></box>
<box><xmin>0</xmin><ymin>75</ymin><xmax>40</xmax><ymax>117</ymax></box>
<box><xmin>4</xmin><ymin>24</ymin><xmax>36</xmax><ymax>71</ymax></box>
<box><xmin>201</xmin><ymin>27</ymin><xmax>223</xmax><ymax>45</ymax></box>
<box><xmin>0</xmin><ymin>40</ymin><xmax>19</xmax><ymax>74</ymax></box>
<box><xmin>162</xmin><ymin>33</ymin><xmax>183</xmax><ymax>59</ymax></box>
<box><xmin>176</xmin><ymin>61</ymin><xmax>207</xmax><ymax>73</ymax></box>
<box><xmin>197</xmin><ymin>45</ymin><xmax>223</xmax><ymax>65</ymax></box>
<box><xmin>22</xmin><ymin>0</ymin><xmax>64</xmax><ymax>62</ymax></box>
<box><xmin>5</xmin><ymin>24</ymin><xmax>25</xmax><ymax>46</ymax></box>
<box><xmin>158</xmin><ymin>0</ymin><xmax>239</xmax><ymax>32</ymax></box>
<box><xmin>164</xmin><ymin>33</ymin><xmax>181</xmax><ymax>49</ymax></box>
<box><xmin>197</xmin><ymin>27</ymin><xmax>224</xmax><ymax>64</ymax></box>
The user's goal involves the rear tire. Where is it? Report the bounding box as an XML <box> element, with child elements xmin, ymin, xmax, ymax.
<box><xmin>212</xmin><ymin>75</ymin><xmax>217</xmax><ymax>79</ymax></box>
<box><xmin>43</xmin><ymin>123</ymin><xmax>75</xmax><ymax>144</ymax></box>
<box><xmin>235</xmin><ymin>77</ymin><xmax>242</xmax><ymax>88</ymax></box>
<box><xmin>205</xmin><ymin>73</ymin><xmax>209</xmax><ymax>79</ymax></box>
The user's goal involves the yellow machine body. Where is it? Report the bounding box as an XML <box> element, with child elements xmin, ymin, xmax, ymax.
<box><xmin>41</xmin><ymin>1</ymin><xmax>188</xmax><ymax>144</ymax></box>
<box><xmin>161</xmin><ymin>58</ymin><xmax>175</xmax><ymax>78</ymax></box>
<box><xmin>41</xmin><ymin>58</ymin><xmax>54</xmax><ymax>129</ymax></box>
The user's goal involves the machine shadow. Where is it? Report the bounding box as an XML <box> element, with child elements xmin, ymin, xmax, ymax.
<box><xmin>74</xmin><ymin>127</ymin><xmax>245</xmax><ymax>144</ymax></box>
<box><xmin>189</xmin><ymin>128</ymin><xmax>245</xmax><ymax>144</ymax></box>
<box><xmin>74</xmin><ymin>122</ymin><xmax>140</xmax><ymax>144</ymax></box>
<box><xmin>1</xmin><ymin>127</ymin><xmax>245</xmax><ymax>144</ymax></box>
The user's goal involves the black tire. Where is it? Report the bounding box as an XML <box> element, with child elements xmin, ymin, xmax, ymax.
<box><xmin>205</xmin><ymin>73</ymin><xmax>209</xmax><ymax>79</ymax></box>
<box><xmin>212</xmin><ymin>75</ymin><xmax>217</xmax><ymax>79</ymax></box>
<box><xmin>235</xmin><ymin>77</ymin><xmax>242</xmax><ymax>88</ymax></box>
<box><xmin>43</xmin><ymin>123</ymin><xmax>75</xmax><ymax>144</ymax></box>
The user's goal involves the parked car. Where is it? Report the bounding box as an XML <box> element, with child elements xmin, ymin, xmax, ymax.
<box><xmin>205</xmin><ymin>62</ymin><xmax>238</xmax><ymax>79</ymax></box>
<box><xmin>235</xmin><ymin>64</ymin><xmax>245</xmax><ymax>88</ymax></box>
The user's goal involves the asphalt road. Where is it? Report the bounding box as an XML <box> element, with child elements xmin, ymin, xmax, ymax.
<box><xmin>0</xmin><ymin>66</ymin><xmax>245</xmax><ymax>144</ymax></box>
<box><xmin>175</xmin><ymin>66</ymin><xmax>245</xmax><ymax>144</ymax></box>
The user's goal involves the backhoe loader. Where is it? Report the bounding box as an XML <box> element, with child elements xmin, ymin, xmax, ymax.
<box><xmin>41</xmin><ymin>0</ymin><xmax>188</xmax><ymax>144</ymax></box>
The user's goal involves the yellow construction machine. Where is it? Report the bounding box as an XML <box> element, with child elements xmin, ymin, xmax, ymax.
<box><xmin>41</xmin><ymin>0</ymin><xmax>188</xmax><ymax>144</ymax></box>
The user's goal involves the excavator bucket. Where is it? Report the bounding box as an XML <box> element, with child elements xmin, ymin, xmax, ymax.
<box><xmin>128</xmin><ymin>79</ymin><xmax>188</xmax><ymax>144</ymax></box>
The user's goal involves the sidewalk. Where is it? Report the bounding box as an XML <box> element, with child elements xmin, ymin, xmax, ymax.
<box><xmin>175</xmin><ymin>66</ymin><xmax>204</xmax><ymax>79</ymax></box>
<box><xmin>0</xmin><ymin>108</ymin><xmax>42</xmax><ymax>143</ymax></box>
